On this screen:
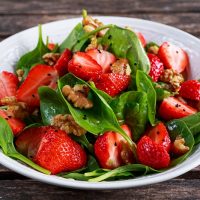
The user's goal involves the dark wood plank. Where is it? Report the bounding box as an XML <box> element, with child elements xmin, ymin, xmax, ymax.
<box><xmin>0</xmin><ymin>13</ymin><xmax>200</xmax><ymax>40</ymax></box>
<box><xmin>0</xmin><ymin>0</ymin><xmax>200</xmax><ymax>14</ymax></box>
<box><xmin>0</xmin><ymin>179</ymin><xmax>200</xmax><ymax>200</ymax></box>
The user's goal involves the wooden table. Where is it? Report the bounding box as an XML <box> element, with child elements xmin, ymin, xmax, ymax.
<box><xmin>0</xmin><ymin>0</ymin><xmax>200</xmax><ymax>199</ymax></box>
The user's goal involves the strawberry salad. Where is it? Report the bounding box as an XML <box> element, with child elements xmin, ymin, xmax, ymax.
<box><xmin>0</xmin><ymin>10</ymin><xmax>200</xmax><ymax>182</ymax></box>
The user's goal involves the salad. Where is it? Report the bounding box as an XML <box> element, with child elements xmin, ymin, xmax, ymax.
<box><xmin>0</xmin><ymin>10</ymin><xmax>200</xmax><ymax>182</ymax></box>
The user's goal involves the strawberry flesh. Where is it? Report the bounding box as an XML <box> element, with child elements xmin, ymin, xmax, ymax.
<box><xmin>158</xmin><ymin>42</ymin><xmax>189</xmax><ymax>73</ymax></box>
<box><xmin>86</xmin><ymin>49</ymin><xmax>116</xmax><ymax>73</ymax></box>
<box><xmin>179</xmin><ymin>80</ymin><xmax>200</xmax><ymax>101</ymax></box>
<box><xmin>135</xmin><ymin>32</ymin><xmax>146</xmax><ymax>47</ymax></box>
<box><xmin>16</xmin><ymin>64</ymin><xmax>58</xmax><ymax>107</ymax></box>
<box><xmin>15</xmin><ymin>126</ymin><xmax>87</xmax><ymax>174</ymax></box>
<box><xmin>158</xmin><ymin>97</ymin><xmax>197</xmax><ymax>121</ymax></box>
<box><xmin>137</xmin><ymin>135</ymin><xmax>170</xmax><ymax>169</ymax></box>
<box><xmin>54</xmin><ymin>48</ymin><xmax>72</xmax><ymax>76</ymax></box>
<box><xmin>68</xmin><ymin>52</ymin><xmax>102</xmax><ymax>81</ymax></box>
<box><xmin>92</xmin><ymin>73</ymin><xmax>130</xmax><ymax>97</ymax></box>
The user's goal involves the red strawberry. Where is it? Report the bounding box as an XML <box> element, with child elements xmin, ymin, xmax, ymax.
<box><xmin>68</xmin><ymin>52</ymin><xmax>102</xmax><ymax>81</ymax></box>
<box><xmin>158</xmin><ymin>42</ymin><xmax>189</xmax><ymax>73</ymax></box>
<box><xmin>47</xmin><ymin>43</ymin><xmax>56</xmax><ymax>51</ymax></box>
<box><xmin>137</xmin><ymin>135</ymin><xmax>170</xmax><ymax>169</ymax></box>
<box><xmin>54</xmin><ymin>48</ymin><xmax>72</xmax><ymax>76</ymax></box>
<box><xmin>148</xmin><ymin>53</ymin><xmax>164</xmax><ymax>82</ymax></box>
<box><xmin>0</xmin><ymin>71</ymin><xmax>18</xmax><ymax>102</ymax></box>
<box><xmin>15</xmin><ymin>126</ymin><xmax>87</xmax><ymax>174</ymax></box>
<box><xmin>179</xmin><ymin>80</ymin><xmax>200</xmax><ymax>101</ymax></box>
<box><xmin>0</xmin><ymin>109</ymin><xmax>25</xmax><ymax>136</ymax></box>
<box><xmin>146</xmin><ymin>122</ymin><xmax>171</xmax><ymax>152</ymax></box>
<box><xmin>92</xmin><ymin>73</ymin><xmax>130</xmax><ymax>97</ymax></box>
<box><xmin>135</xmin><ymin>32</ymin><xmax>146</xmax><ymax>47</ymax></box>
<box><xmin>158</xmin><ymin>97</ymin><xmax>197</xmax><ymax>121</ymax></box>
<box><xmin>16</xmin><ymin>64</ymin><xmax>58</xmax><ymax>107</ymax></box>
<box><xmin>86</xmin><ymin>49</ymin><xmax>116</xmax><ymax>73</ymax></box>
<box><xmin>94</xmin><ymin>124</ymin><xmax>134</xmax><ymax>169</ymax></box>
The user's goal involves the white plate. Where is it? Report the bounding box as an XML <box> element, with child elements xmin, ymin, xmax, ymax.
<box><xmin>0</xmin><ymin>17</ymin><xmax>200</xmax><ymax>190</ymax></box>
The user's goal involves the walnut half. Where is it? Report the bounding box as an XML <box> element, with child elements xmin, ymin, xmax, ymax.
<box><xmin>172</xmin><ymin>136</ymin><xmax>190</xmax><ymax>155</ymax></box>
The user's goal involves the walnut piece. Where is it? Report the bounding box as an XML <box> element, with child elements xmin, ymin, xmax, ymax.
<box><xmin>52</xmin><ymin>114</ymin><xmax>86</xmax><ymax>136</ymax></box>
<box><xmin>159</xmin><ymin>69</ymin><xmax>184</xmax><ymax>91</ymax></box>
<box><xmin>1</xmin><ymin>96</ymin><xmax>29</xmax><ymax>120</ymax></box>
<box><xmin>111</xmin><ymin>58</ymin><xmax>131</xmax><ymax>75</ymax></box>
<box><xmin>42</xmin><ymin>53</ymin><xmax>60</xmax><ymax>66</ymax></box>
<box><xmin>62</xmin><ymin>84</ymin><xmax>93</xmax><ymax>109</ymax></box>
<box><xmin>16</xmin><ymin>69</ymin><xmax>24</xmax><ymax>82</ymax></box>
<box><xmin>173</xmin><ymin>136</ymin><xmax>190</xmax><ymax>155</ymax></box>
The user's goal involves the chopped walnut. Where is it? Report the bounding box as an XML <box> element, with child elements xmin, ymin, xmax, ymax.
<box><xmin>1</xmin><ymin>96</ymin><xmax>29</xmax><ymax>120</ymax></box>
<box><xmin>52</xmin><ymin>114</ymin><xmax>86</xmax><ymax>136</ymax></box>
<box><xmin>62</xmin><ymin>85</ymin><xmax>93</xmax><ymax>109</ymax></box>
<box><xmin>111</xmin><ymin>58</ymin><xmax>131</xmax><ymax>75</ymax></box>
<box><xmin>82</xmin><ymin>15</ymin><xmax>107</xmax><ymax>37</ymax></box>
<box><xmin>159</xmin><ymin>69</ymin><xmax>184</xmax><ymax>91</ymax></box>
<box><xmin>85</xmin><ymin>36</ymin><xmax>103</xmax><ymax>51</ymax></box>
<box><xmin>172</xmin><ymin>136</ymin><xmax>190</xmax><ymax>155</ymax></box>
<box><xmin>16</xmin><ymin>69</ymin><xmax>24</xmax><ymax>82</ymax></box>
<box><xmin>148</xmin><ymin>45</ymin><xmax>159</xmax><ymax>55</ymax></box>
<box><xmin>42</xmin><ymin>53</ymin><xmax>60</xmax><ymax>66</ymax></box>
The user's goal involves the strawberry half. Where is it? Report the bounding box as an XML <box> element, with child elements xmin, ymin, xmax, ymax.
<box><xmin>135</xmin><ymin>32</ymin><xmax>146</xmax><ymax>47</ymax></box>
<box><xmin>15</xmin><ymin>126</ymin><xmax>87</xmax><ymax>174</ymax></box>
<box><xmin>137</xmin><ymin>135</ymin><xmax>170</xmax><ymax>169</ymax></box>
<box><xmin>54</xmin><ymin>48</ymin><xmax>72</xmax><ymax>76</ymax></box>
<box><xmin>94</xmin><ymin>124</ymin><xmax>134</xmax><ymax>169</ymax></box>
<box><xmin>92</xmin><ymin>73</ymin><xmax>130</xmax><ymax>97</ymax></box>
<box><xmin>86</xmin><ymin>49</ymin><xmax>116</xmax><ymax>73</ymax></box>
<box><xmin>158</xmin><ymin>97</ymin><xmax>197</xmax><ymax>121</ymax></box>
<box><xmin>0</xmin><ymin>71</ymin><xmax>18</xmax><ymax>102</ymax></box>
<box><xmin>158</xmin><ymin>42</ymin><xmax>189</xmax><ymax>73</ymax></box>
<box><xmin>179</xmin><ymin>80</ymin><xmax>200</xmax><ymax>101</ymax></box>
<box><xmin>148</xmin><ymin>53</ymin><xmax>164</xmax><ymax>82</ymax></box>
<box><xmin>16</xmin><ymin>64</ymin><xmax>58</xmax><ymax>107</ymax></box>
<box><xmin>146</xmin><ymin>122</ymin><xmax>171</xmax><ymax>152</ymax></box>
<box><xmin>0</xmin><ymin>109</ymin><xmax>25</xmax><ymax>136</ymax></box>
<box><xmin>68</xmin><ymin>52</ymin><xmax>102</xmax><ymax>81</ymax></box>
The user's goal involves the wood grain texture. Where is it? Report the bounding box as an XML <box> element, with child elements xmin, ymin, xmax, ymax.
<box><xmin>0</xmin><ymin>13</ymin><xmax>200</xmax><ymax>40</ymax></box>
<box><xmin>0</xmin><ymin>0</ymin><xmax>200</xmax><ymax>14</ymax></box>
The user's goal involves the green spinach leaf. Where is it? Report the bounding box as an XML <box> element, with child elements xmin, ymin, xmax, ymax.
<box><xmin>58</xmin><ymin>73</ymin><xmax>136</xmax><ymax>151</ymax></box>
<box><xmin>136</xmin><ymin>70</ymin><xmax>156</xmax><ymax>126</ymax></box>
<box><xmin>16</xmin><ymin>25</ymin><xmax>49</xmax><ymax>79</ymax></box>
<box><xmin>110</xmin><ymin>91</ymin><xmax>148</xmax><ymax>141</ymax></box>
<box><xmin>0</xmin><ymin>117</ymin><xmax>50</xmax><ymax>174</ymax></box>
<box><xmin>39</xmin><ymin>86</ymin><xmax>69</xmax><ymax>125</ymax></box>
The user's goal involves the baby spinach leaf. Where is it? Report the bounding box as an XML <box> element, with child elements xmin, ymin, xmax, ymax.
<box><xmin>136</xmin><ymin>70</ymin><xmax>156</xmax><ymax>126</ymax></box>
<box><xmin>16</xmin><ymin>25</ymin><xmax>49</xmax><ymax>79</ymax></box>
<box><xmin>58</xmin><ymin>73</ymin><xmax>136</xmax><ymax>151</ymax></box>
<box><xmin>101</xmin><ymin>26</ymin><xmax>150</xmax><ymax>79</ymax></box>
<box><xmin>39</xmin><ymin>86</ymin><xmax>69</xmax><ymax>125</ymax></box>
<box><xmin>0</xmin><ymin>117</ymin><xmax>50</xmax><ymax>174</ymax></box>
<box><xmin>59</xmin><ymin>23</ymin><xmax>88</xmax><ymax>52</ymax></box>
<box><xmin>166</xmin><ymin>119</ymin><xmax>195</xmax><ymax>166</ymax></box>
<box><xmin>110</xmin><ymin>91</ymin><xmax>148</xmax><ymax>141</ymax></box>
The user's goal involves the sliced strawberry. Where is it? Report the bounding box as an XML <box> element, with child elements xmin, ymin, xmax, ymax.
<box><xmin>86</xmin><ymin>49</ymin><xmax>116</xmax><ymax>73</ymax></box>
<box><xmin>158</xmin><ymin>42</ymin><xmax>189</xmax><ymax>73</ymax></box>
<box><xmin>179</xmin><ymin>80</ymin><xmax>200</xmax><ymax>101</ymax></box>
<box><xmin>0</xmin><ymin>71</ymin><xmax>18</xmax><ymax>103</ymax></box>
<box><xmin>16</xmin><ymin>64</ymin><xmax>58</xmax><ymax>107</ymax></box>
<box><xmin>47</xmin><ymin>43</ymin><xmax>56</xmax><ymax>51</ymax></box>
<box><xmin>137</xmin><ymin>135</ymin><xmax>170</xmax><ymax>169</ymax></box>
<box><xmin>94</xmin><ymin>124</ymin><xmax>134</xmax><ymax>169</ymax></box>
<box><xmin>68</xmin><ymin>52</ymin><xmax>102</xmax><ymax>81</ymax></box>
<box><xmin>54</xmin><ymin>48</ymin><xmax>72</xmax><ymax>76</ymax></box>
<box><xmin>0</xmin><ymin>109</ymin><xmax>25</xmax><ymax>136</ymax></box>
<box><xmin>148</xmin><ymin>53</ymin><xmax>164</xmax><ymax>82</ymax></box>
<box><xmin>158</xmin><ymin>97</ymin><xmax>197</xmax><ymax>121</ymax></box>
<box><xmin>135</xmin><ymin>32</ymin><xmax>146</xmax><ymax>47</ymax></box>
<box><xmin>146</xmin><ymin>122</ymin><xmax>171</xmax><ymax>152</ymax></box>
<box><xmin>15</xmin><ymin>126</ymin><xmax>87</xmax><ymax>174</ymax></box>
<box><xmin>92</xmin><ymin>73</ymin><xmax>130</xmax><ymax>97</ymax></box>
